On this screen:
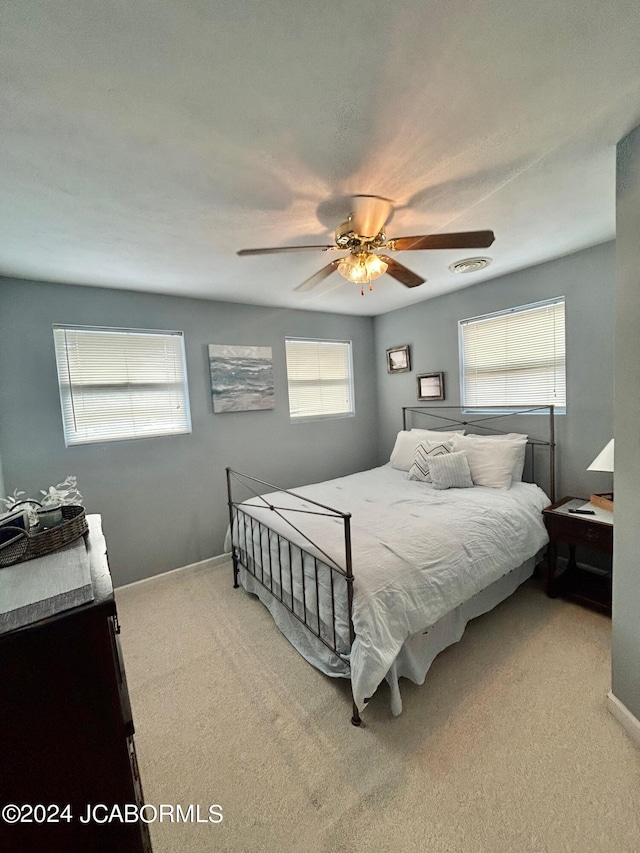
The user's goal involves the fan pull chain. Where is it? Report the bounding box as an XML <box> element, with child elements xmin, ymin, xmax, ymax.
<box><xmin>361</xmin><ymin>275</ymin><xmax>374</xmax><ymax>296</ymax></box>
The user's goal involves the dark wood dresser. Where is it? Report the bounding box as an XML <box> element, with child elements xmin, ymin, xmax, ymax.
<box><xmin>0</xmin><ymin>516</ymin><xmax>152</xmax><ymax>853</ymax></box>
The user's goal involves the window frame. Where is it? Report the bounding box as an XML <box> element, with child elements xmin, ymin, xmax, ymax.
<box><xmin>458</xmin><ymin>296</ymin><xmax>566</xmax><ymax>415</ymax></box>
<box><xmin>53</xmin><ymin>324</ymin><xmax>192</xmax><ymax>447</ymax></box>
<box><xmin>285</xmin><ymin>337</ymin><xmax>355</xmax><ymax>423</ymax></box>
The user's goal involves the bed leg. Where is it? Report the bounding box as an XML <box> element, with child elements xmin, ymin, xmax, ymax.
<box><xmin>232</xmin><ymin>549</ymin><xmax>240</xmax><ymax>589</ymax></box>
<box><xmin>351</xmin><ymin>701</ymin><xmax>362</xmax><ymax>727</ymax></box>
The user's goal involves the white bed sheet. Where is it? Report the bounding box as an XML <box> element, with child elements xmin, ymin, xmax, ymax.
<box><xmin>232</xmin><ymin>464</ymin><xmax>550</xmax><ymax>713</ymax></box>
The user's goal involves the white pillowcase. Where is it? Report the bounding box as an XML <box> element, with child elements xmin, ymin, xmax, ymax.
<box><xmin>390</xmin><ymin>429</ymin><xmax>464</xmax><ymax>471</ymax></box>
<box><xmin>428</xmin><ymin>451</ymin><xmax>474</xmax><ymax>490</ymax></box>
<box><xmin>464</xmin><ymin>432</ymin><xmax>528</xmax><ymax>441</ymax></box>
<box><xmin>451</xmin><ymin>434</ymin><xmax>524</xmax><ymax>489</ymax></box>
<box><xmin>407</xmin><ymin>439</ymin><xmax>454</xmax><ymax>482</ymax></box>
<box><xmin>455</xmin><ymin>432</ymin><xmax>528</xmax><ymax>482</ymax></box>
<box><xmin>410</xmin><ymin>428</ymin><xmax>465</xmax><ymax>437</ymax></box>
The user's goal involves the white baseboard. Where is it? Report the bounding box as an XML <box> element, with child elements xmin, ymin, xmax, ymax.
<box><xmin>115</xmin><ymin>552</ymin><xmax>231</xmax><ymax>591</ymax></box>
<box><xmin>606</xmin><ymin>691</ymin><xmax>640</xmax><ymax>747</ymax></box>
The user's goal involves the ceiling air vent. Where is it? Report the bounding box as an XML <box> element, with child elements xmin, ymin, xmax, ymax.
<box><xmin>449</xmin><ymin>257</ymin><xmax>492</xmax><ymax>274</ymax></box>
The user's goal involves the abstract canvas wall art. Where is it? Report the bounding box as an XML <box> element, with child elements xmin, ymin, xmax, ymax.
<box><xmin>208</xmin><ymin>344</ymin><xmax>275</xmax><ymax>413</ymax></box>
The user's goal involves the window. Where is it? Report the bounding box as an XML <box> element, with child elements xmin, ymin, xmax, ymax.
<box><xmin>459</xmin><ymin>297</ymin><xmax>566</xmax><ymax>412</ymax></box>
<box><xmin>285</xmin><ymin>338</ymin><xmax>354</xmax><ymax>421</ymax></box>
<box><xmin>53</xmin><ymin>325</ymin><xmax>191</xmax><ymax>446</ymax></box>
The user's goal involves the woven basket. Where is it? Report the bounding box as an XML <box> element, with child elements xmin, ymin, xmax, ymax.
<box><xmin>0</xmin><ymin>505</ymin><xmax>88</xmax><ymax>568</ymax></box>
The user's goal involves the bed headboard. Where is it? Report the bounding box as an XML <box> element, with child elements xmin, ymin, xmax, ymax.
<box><xmin>401</xmin><ymin>405</ymin><xmax>556</xmax><ymax>501</ymax></box>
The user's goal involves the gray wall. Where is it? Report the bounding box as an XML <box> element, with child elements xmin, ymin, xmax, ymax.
<box><xmin>0</xmin><ymin>277</ymin><xmax>378</xmax><ymax>586</ymax></box>
<box><xmin>0</xmin><ymin>242</ymin><xmax>617</xmax><ymax>587</ymax></box>
<box><xmin>612</xmin><ymin>125</ymin><xmax>640</xmax><ymax>720</ymax></box>
<box><xmin>373</xmin><ymin>241</ymin><xmax>615</xmax><ymax>501</ymax></box>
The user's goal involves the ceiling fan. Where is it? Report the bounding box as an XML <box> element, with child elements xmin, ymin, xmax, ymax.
<box><xmin>237</xmin><ymin>195</ymin><xmax>495</xmax><ymax>295</ymax></box>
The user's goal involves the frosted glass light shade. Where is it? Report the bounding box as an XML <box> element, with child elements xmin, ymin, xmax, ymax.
<box><xmin>587</xmin><ymin>439</ymin><xmax>614</xmax><ymax>472</ymax></box>
<box><xmin>337</xmin><ymin>253</ymin><xmax>388</xmax><ymax>283</ymax></box>
<box><xmin>365</xmin><ymin>254</ymin><xmax>388</xmax><ymax>279</ymax></box>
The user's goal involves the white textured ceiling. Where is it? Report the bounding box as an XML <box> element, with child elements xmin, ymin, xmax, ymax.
<box><xmin>2</xmin><ymin>1</ymin><xmax>640</xmax><ymax>316</ymax></box>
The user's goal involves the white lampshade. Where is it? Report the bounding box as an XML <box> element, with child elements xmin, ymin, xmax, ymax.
<box><xmin>587</xmin><ymin>439</ymin><xmax>614</xmax><ymax>472</ymax></box>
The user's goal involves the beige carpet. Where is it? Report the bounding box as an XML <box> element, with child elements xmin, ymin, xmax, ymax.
<box><xmin>116</xmin><ymin>563</ymin><xmax>640</xmax><ymax>853</ymax></box>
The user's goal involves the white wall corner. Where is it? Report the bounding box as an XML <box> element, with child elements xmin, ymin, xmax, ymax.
<box><xmin>606</xmin><ymin>691</ymin><xmax>640</xmax><ymax>747</ymax></box>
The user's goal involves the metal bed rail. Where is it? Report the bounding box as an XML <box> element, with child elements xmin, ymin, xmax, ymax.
<box><xmin>225</xmin><ymin>468</ymin><xmax>361</xmax><ymax>726</ymax></box>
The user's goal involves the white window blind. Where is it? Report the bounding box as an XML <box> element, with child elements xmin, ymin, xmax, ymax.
<box><xmin>285</xmin><ymin>338</ymin><xmax>354</xmax><ymax>421</ymax></box>
<box><xmin>459</xmin><ymin>297</ymin><xmax>566</xmax><ymax>411</ymax></box>
<box><xmin>53</xmin><ymin>325</ymin><xmax>192</xmax><ymax>446</ymax></box>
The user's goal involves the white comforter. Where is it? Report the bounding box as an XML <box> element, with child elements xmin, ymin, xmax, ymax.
<box><xmin>233</xmin><ymin>464</ymin><xmax>549</xmax><ymax>711</ymax></box>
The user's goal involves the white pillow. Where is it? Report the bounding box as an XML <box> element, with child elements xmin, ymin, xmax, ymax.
<box><xmin>407</xmin><ymin>440</ymin><xmax>454</xmax><ymax>483</ymax></box>
<box><xmin>428</xmin><ymin>451</ymin><xmax>474</xmax><ymax>490</ymax></box>
<box><xmin>451</xmin><ymin>434</ymin><xmax>522</xmax><ymax>489</ymax></box>
<box><xmin>410</xmin><ymin>428</ymin><xmax>465</xmax><ymax>440</ymax></box>
<box><xmin>390</xmin><ymin>429</ymin><xmax>464</xmax><ymax>472</ymax></box>
<box><xmin>456</xmin><ymin>432</ymin><xmax>528</xmax><ymax>482</ymax></box>
<box><xmin>463</xmin><ymin>432</ymin><xmax>528</xmax><ymax>441</ymax></box>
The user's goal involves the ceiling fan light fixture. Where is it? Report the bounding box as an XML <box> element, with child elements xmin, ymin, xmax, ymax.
<box><xmin>237</xmin><ymin>195</ymin><xmax>494</xmax><ymax>295</ymax></box>
<box><xmin>337</xmin><ymin>253</ymin><xmax>388</xmax><ymax>284</ymax></box>
<box><xmin>448</xmin><ymin>256</ymin><xmax>492</xmax><ymax>274</ymax></box>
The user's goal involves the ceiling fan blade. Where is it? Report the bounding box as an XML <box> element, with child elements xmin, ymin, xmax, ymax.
<box><xmin>377</xmin><ymin>255</ymin><xmax>425</xmax><ymax>288</ymax></box>
<box><xmin>294</xmin><ymin>259</ymin><xmax>342</xmax><ymax>292</ymax></box>
<box><xmin>387</xmin><ymin>230</ymin><xmax>495</xmax><ymax>252</ymax></box>
<box><xmin>350</xmin><ymin>195</ymin><xmax>393</xmax><ymax>239</ymax></box>
<box><xmin>237</xmin><ymin>245</ymin><xmax>336</xmax><ymax>256</ymax></box>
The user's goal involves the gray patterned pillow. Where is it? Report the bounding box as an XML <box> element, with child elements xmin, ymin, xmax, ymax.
<box><xmin>428</xmin><ymin>451</ymin><xmax>474</xmax><ymax>490</ymax></box>
<box><xmin>407</xmin><ymin>440</ymin><xmax>454</xmax><ymax>483</ymax></box>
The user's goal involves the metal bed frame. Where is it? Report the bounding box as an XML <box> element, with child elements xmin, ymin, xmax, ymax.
<box><xmin>226</xmin><ymin>405</ymin><xmax>555</xmax><ymax>727</ymax></box>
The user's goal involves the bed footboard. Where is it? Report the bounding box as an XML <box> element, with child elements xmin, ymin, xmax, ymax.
<box><xmin>225</xmin><ymin>468</ymin><xmax>361</xmax><ymax>726</ymax></box>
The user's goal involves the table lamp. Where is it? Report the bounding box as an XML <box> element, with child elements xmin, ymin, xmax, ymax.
<box><xmin>587</xmin><ymin>438</ymin><xmax>614</xmax><ymax>511</ymax></box>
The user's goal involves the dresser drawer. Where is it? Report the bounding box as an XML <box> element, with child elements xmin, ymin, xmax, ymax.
<box><xmin>109</xmin><ymin>615</ymin><xmax>135</xmax><ymax>737</ymax></box>
<box><xmin>127</xmin><ymin>737</ymin><xmax>153</xmax><ymax>853</ymax></box>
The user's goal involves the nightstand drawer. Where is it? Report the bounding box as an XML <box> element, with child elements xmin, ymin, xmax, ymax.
<box><xmin>580</xmin><ymin>524</ymin><xmax>610</xmax><ymax>547</ymax></box>
<box><xmin>544</xmin><ymin>512</ymin><xmax>613</xmax><ymax>552</ymax></box>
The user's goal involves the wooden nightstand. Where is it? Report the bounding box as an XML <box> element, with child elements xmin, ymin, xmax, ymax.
<box><xmin>543</xmin><ymin>496</ymin><xmax>613</xmax><ymax>615</ymax></box>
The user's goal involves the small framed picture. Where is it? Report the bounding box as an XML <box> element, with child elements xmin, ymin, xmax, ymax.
<box><xmin>417</xmin><ymin>372</ymin><xmax>445</xmax><ymax>401</ymax></box>
<box><xmin>386</xmin><ymin>345</ymin><xmax>411</xmax><ymax>374</ymax></box>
